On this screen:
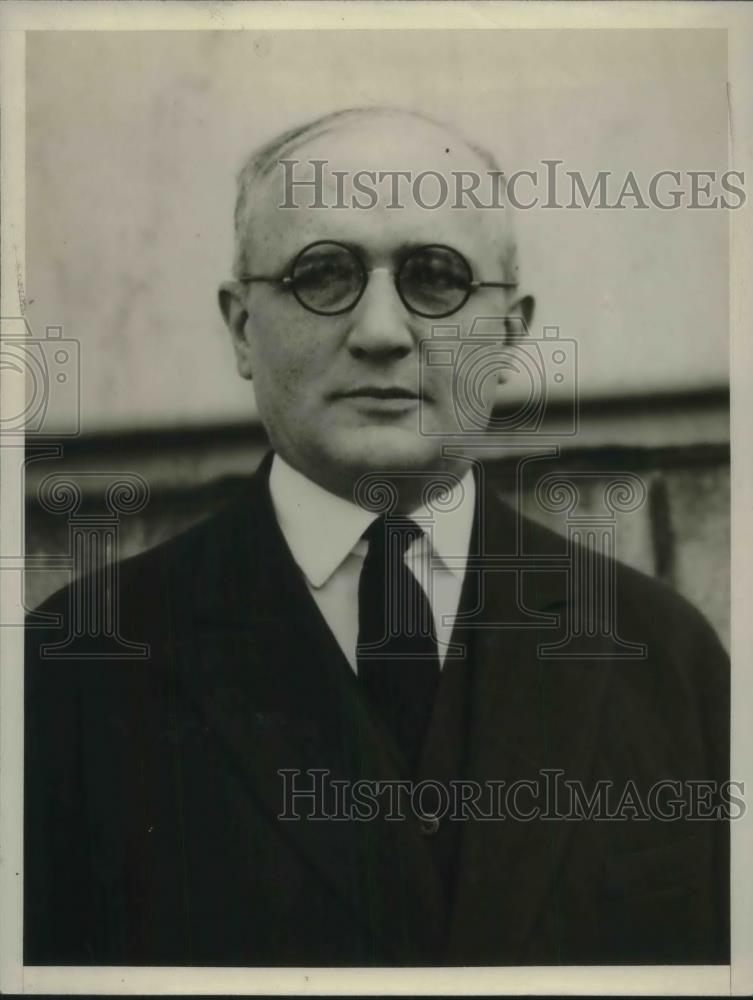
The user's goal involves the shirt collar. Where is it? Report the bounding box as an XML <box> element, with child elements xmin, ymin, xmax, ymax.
<box><xmin>268</xmin><ymin>453</ymin><xmax>476</xmax><ymax>589</ymax></box>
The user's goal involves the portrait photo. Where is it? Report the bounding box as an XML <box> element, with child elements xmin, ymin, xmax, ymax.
<box><xmin>2</xmin><ymin>4</ymin><xmax>751</xmax><ymax>996</ymax></box>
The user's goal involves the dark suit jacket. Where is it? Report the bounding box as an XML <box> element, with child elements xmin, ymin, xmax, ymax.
<box><xmin>25</xmin><ymin>455</ymin><xmax>729</xmax><ymax>966</ymax></box>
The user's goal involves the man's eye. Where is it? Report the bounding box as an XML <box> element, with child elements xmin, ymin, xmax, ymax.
<box><xmin>295</xmin><ymin>257</ymin><xmax>356</xmax><ymax>287</ymax></box>
<box><xmin>426</xmin><ymin>266</ymin><xmax>462</xmax><ymax>288</ymax></box>
<box><xmin>409</xmin><ymin>260</ymin><xmax>466</xmax><ymax>291</ymax></box>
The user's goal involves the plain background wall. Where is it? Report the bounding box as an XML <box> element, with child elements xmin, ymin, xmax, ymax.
<box><xmin>25</xmin><ymin>29</ymin><xmax>729</xmax><ymax>434</ymax></box>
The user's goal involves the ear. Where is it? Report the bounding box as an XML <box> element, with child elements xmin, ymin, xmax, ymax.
<box><xmin>504</xmin><ymin>294</ymin><xmax>534</xmax><ymax>345</ymax></box>
<box><xmin>219</xmin><ymin>281</ymin><xmax>254</xmax><ymax>380</ymax></box>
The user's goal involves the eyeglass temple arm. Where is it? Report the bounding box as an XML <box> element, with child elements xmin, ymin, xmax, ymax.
<box><xmin>471</xmin><ymin>280</ymin><xmax>519</xmax><ymax>290</ymax></box>
<box><xmin>237</xmin><ymin>275</ymin><xmax>292</xmax><ymax>285</ymax></box>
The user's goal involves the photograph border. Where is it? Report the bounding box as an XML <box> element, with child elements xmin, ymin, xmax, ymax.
<box><xmin>1</xmin><ymin>2</ymin><xmax>751</xmax><ymax>995</ymax></box>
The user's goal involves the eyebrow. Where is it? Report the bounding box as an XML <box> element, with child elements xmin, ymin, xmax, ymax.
<box><xmin>337</xmin><ymin>239</ymin><xmax>475</xmax><ymax>264</ymax></box>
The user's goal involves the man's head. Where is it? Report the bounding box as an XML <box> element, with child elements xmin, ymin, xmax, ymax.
<box><xmin>219</xmin><ymin>107</ymin><xmax>533</xmax><ymax>504</ymax></box>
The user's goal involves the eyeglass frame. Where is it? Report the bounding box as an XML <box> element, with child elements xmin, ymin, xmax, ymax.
<box><xmin>237</xmin><ymin>240</ymin><xmax>519</xmax><ymax>319</ymax></box>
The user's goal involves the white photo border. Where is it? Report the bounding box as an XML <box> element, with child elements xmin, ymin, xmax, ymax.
<box><xmin>1</xmin><ymin>1</ymin><xmax>751</xmax><ymax>995</ymax></box>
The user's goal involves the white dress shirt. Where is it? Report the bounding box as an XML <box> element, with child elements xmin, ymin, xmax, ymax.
<box><xmin>268</xmin><ymin>454</ymin><xmax>476</xmax><ymax>670</ymax></box>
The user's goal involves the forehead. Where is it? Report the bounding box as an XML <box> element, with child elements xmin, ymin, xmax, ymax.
<box><xmin>243</xmin><ymin>116</ymin><xmax>512</xmax><ymax>269</ymax></box>
<box><xmin>298</xmin><ymin>115</ymin><xmax>491</xmax><ymax>176</ymax></box>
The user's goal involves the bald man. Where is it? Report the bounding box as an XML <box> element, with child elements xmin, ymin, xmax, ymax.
<box><xmin>25</xmin><ymin>108</ymin><xmax>729</xmax><ymax>967</ymax></box>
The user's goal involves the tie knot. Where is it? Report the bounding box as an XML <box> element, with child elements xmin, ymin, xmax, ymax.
<box><xmin>362</xmin><ymin>515</ymin><xmax>423</xmax><ymax>560</ymax></box>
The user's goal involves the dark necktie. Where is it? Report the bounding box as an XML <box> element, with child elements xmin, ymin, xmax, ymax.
<box><xmin>356</xmin><ymin>516</ymin><xmax>441</xmax><ymax>773</ymax></box>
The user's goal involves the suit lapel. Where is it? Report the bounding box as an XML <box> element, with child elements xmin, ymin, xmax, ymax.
<box><xmin>166</xmin><ymin>456</ymin><xmax>446</xmax><ymax>959</ymax></box>
<box><xmin>161</xmin><ymin>457</ymin><xmax>617</xmax><ymax>960</ymax></box>
<box><xmin>447</xmin><ymin>480</ymin><xmax>616</xmax><ymax>962</ymax></box>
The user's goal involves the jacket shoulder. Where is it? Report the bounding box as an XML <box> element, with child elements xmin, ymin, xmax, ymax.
<box><xmin>31</xmin><ymin>480</ymin><xmax>261</xmax><ymax>619</ymax></box>
<box><xmin>512</xmin><ymin>502</ymin><xmax>727</xmax><ymax>660</ymax></box>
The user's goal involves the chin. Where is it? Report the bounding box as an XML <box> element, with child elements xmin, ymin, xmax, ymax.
<box><xmin>332</xmin><ymin>427</ymin><xmax>446</xmax><ymax>476</ymax></box>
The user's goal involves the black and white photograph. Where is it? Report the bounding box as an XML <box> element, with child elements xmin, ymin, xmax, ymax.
<box><xmin>1</xmin><ymin>2</ymin><xmax>751</xmax><ymax>995</ymax></box>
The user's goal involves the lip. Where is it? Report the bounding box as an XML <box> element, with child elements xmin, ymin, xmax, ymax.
<box><xmin>333</xmin><ymin>387</ymin><xmax>423</xmax><ymax>401</ymax></box>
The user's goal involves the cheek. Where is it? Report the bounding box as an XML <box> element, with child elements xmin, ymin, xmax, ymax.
<box><xmin>248</xmin><ymin>322</ymin><xmax>328</xmax><ymax>411</ymax></box>
<box><xmin>424</xmin><ymin>343</ymin><xmax>503</xmax><ymax>428</ymax></box>
<box><xmin>463</xmin><ymin>346</ymin><xmax>505</xmax><ymax>410</ymax></box>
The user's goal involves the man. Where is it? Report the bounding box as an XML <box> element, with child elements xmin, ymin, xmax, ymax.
<box><xmin>25</xmin><ymin>108</ymin><xmax>729</xmax><ymax>967</ymax></box>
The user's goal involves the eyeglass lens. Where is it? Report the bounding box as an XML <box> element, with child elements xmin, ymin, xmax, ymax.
<box><xmin>290</xmin><ymin>242</ymin><xmax>473</xmax><ymax>317</ymax></box>
<box><xmin>397</xmin><ymin>245</ymin><xmax>471</xmax><ymax>317</ymax></box>
<box><xmin>291</xmin><ymin>243</ymin><xmax>365</xmax><ymax>315</ymax></box>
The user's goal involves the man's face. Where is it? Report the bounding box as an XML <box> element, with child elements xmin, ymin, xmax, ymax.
<box><xmin>220</xmin><ymin>118</ymin><xmax>531</xmax><ymax>501</ymax></box>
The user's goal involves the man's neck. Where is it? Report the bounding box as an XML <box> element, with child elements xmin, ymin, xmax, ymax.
<box><xmin>273</xmin><ymin>454</ymin><xmax>471</xmax><ymax>514</ymax></box>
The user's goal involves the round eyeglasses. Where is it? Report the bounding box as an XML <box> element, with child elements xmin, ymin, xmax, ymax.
<box><xmin>238</xmin><ymin>241</ymin><xmax>518</xmax><ymax>319</ymax></box>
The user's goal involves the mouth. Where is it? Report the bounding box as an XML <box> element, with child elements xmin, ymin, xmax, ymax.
<box><xmin>330</xmin><ymin>385</ymin><xmax>427</xmax><ymax>417</ymax></box>
<box><xmin>334</xmin><ymin>387</ymin><xmax>424</xmax><ymax>401</ymax></box>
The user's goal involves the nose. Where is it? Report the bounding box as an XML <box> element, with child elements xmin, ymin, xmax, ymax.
<box><xmin>345</xmin><ymin>268</ymin><xmax>415</xmax><ymax>360</ymax></box>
